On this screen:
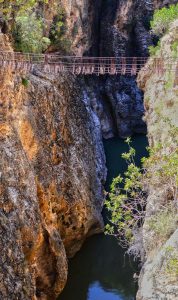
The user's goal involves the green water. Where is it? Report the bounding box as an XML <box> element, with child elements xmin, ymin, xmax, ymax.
<box><xmin>58</xmin><ymin>134</ymin><xmax>148</xmax><ymax>300</ymax></box>
<box><xmin>104</xmin><ymin>135</ymin><xmax>148</xmax><ymax>191</ymax></box>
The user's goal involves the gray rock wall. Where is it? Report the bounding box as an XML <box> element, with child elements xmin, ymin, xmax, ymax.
<box><xmin>137</xmin><ymin>20</ymin><xmax>178</xmax><ymax>300</ymax></box>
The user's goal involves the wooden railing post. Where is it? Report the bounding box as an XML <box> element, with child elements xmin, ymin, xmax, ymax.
<box><xmin>121</xmin><ymin>57</ymin><xmax>126</xmax><ymax>75</ymax></box>
<box><xmin>131</xmin><ymin>57</ymin><xmax>137</xmax><ymax>75</ymax></box>
<box><xmin>0</xmin><ymin>51</ymin><xmax>177</xmax><ymax>77</ymax></box>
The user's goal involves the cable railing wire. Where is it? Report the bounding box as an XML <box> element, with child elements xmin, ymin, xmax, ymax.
<box><xmin>0</xmin><ymin>51</ymin><xmax>177</xmax><ymax>76</ymax></box>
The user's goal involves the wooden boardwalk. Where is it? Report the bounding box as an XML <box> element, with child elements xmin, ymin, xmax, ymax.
<box><xmin>0</xmin><ymin>51</ymin><xmax>177</xmax><ymax>76</ymax></box>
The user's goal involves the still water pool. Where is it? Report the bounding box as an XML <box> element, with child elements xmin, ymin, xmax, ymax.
<box><xmin>58</xmin><ymin>135</ymin><xmax>148</xmax><ymax>300</ymax></box>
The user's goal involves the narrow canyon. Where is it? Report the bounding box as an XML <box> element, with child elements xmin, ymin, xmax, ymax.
<box><xmin>0</xmin><ymin>1</ymin><xmax>177</xmax><ymax>299</ymax></box>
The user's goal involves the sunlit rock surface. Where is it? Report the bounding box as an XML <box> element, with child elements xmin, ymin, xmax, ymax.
<box><xmin>0</xmin><ymin>0</ymin><xmax>177</xmax><ymax>299</ymax></box>
<box><xmin>0</xmin><ymin>35</ymin><xmax>106</xmax><ymax>299</ymax></box>
<box><xmin>137</xmin><ymin>20</ymin><xmax>178</xmax><ymax>300</ymax></box>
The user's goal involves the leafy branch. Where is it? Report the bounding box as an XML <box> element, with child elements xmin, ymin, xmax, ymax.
<box><xmin>105</xmin><ymin>124</ymin><xmax>178</xmax><ymax>256</ymax></box>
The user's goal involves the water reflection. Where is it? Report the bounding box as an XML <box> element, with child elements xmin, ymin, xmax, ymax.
<box><xmin>58</xmin><ymin>234</ymin><xmax>137</xmax><ymax>300</ymax></box>
<box><xmin>58</xmin><ymin>135</ymin><xmax>148</xmax><ymax>300</ymax></box>
<box><xmin>88</xmin><ymin>282</ymin><xmax>123</xmax><ymax>300</ymax></box>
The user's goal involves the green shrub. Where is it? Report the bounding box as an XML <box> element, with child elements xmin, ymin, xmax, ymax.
<box><xmin>149</xmin><ymin>41</ymin><xmax>161</xmax><ymax>56</ymax></box>
<box><xmin>105</xmin><ymin>138</ymin><xmax>146</xmax><ymax>249</ymax></box>
<box><xmin>164</xmin><ymin>71</ymin><xmax>174</xmax><ymax>90</ymax></box>
<box><xmin>105</xmin><ymin>123</ymin><xmax>178</xmax><ymax>253</ymax></box>
<box><xmin>165</xmin><ymin>246</ymin><xmax>178</xmax><ymax>277</ymax></box>
<box><xmin>151</xmin><ymin>4</ymin><xmax>178</xmax><ymax>36</ymax></box>
<box><xmin>49</xmin><ymin>7</ymin><xmax>71</xmax><ymax>53</ymax></box>
<box><xmin>1</xmin><ymin>1</ymin><xmax>70</xmax><ymax>53</ymax></box>
<box><xmin>167</xmin><ymin>257</ymin><xmax>178</xmax><ymax>276</ymax></box>
<box><xmin>50</xmin><ymin>8</ymin><xmax>66</xmax><ymax>42</ymax></box>
<box><xmin>21</xmin><ymin>77</ymin><xmax>29</xmax><ymax>87</ymax></box>
<box><xmin>0</xmin><ymin>0</ymin><xmax>50</xmax><ymax>20</ymax></box>
<box><xmin>171</xmin><ymin>41</ymin><xmax>178</xmax><ymax>58</ymax></box>
<box><xmin>148</xmin><ymin>206</ymin><xmax>178</xmax><ymax>241</ymax></box>
<box><xmin>0</xmin><ymin>0</ymin><xmax>37</xmax><ymax>20</ymax></box>
<box><xmin>14</xmin><ymin>12</ymin><xmax>50</xmax><ymax>53</ymax></box>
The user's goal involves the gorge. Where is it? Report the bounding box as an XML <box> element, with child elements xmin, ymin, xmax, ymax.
<box><xmin>0</xmin><ymin>1</ymin><xmax>177</xmax><ymax>300</ymax></box>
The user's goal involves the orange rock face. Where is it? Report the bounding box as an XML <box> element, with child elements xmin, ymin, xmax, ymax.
<box><xmin>0</xmin><ymin>51</ymin><xmax>106</xmax><ymax>299</ymax></box>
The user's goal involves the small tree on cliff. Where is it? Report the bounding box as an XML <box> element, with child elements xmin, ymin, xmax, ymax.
<box><xmin>105</xmin><ymin>138</ymin><xmax>147</xmax><ymax>253</ymax></box>
<box><xmin>105</xmin><ymin>127</ymin><xmax>178</xmax><ymax>257</ymax></box>
<box><xmin>14</xmin><ymin>12</ymin><xmax>50</xmax><ymax>53</ymax></box>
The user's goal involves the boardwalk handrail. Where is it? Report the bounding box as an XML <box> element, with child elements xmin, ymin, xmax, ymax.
<box><xmin>0</xmin><ymin>51</ymin><xmax>177</xmax><ymax>75</ymax></box>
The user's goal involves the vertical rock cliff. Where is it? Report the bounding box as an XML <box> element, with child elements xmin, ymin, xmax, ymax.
<box><xmin>137</xmin><ymin>20</ymin><xmax>178</xmax><ymax>300</ymax></box>
<box><xmin>61</xmin><ymin>0</ymin><xmax>176</xmax><ymax>139</ymax></box>
<box><xmin>50</xmin><ymin>0</ymin><xmax>152</xmax><ymax>138</ymax></box>
<box><xmin>0</xmin><ymin>34</ymin><xmax>106</xmax><ymax>299</ymax></box>
<box><xmin>0</xmin><ymin>0</ymin><xmax>177</xmax><ymax>299</ymax></box>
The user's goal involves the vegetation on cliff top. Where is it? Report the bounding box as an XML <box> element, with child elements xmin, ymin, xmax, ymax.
<box><xmin>151</xmin><ymin>3</ymin><xmax>178</xmax><ymax>36</ymax></box>
<box><xmin>0</xmin><ymin>0</ymin><xmax>68</xmax><ymax>53</ymax></box>
<box><xmin>149</xmin><ymin>4</ymin><xmax>178</xmax><ymax>56</ymax></box>
<box><xmin>14</xmin><ymin>12</ymin><xmax>50</xmax><ymax>53</ymax></box>
<box><xmin>0</xmin><ymin>0</ymin><xmax>47</xmax><ymax>21</ymax></box>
